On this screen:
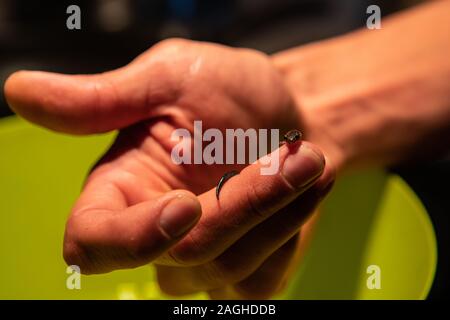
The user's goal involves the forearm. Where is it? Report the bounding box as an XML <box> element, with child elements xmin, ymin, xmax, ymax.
<box><xmin>273</xmin><ymin>0</ymin><xmax>450</xmax><ymax>171</ymax></box>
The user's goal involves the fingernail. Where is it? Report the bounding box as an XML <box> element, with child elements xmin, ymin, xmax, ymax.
<box><xmin>281</xmin><ymin>144</ymin><xmax>325</xmax><ymax>189</ymax></box>
<box><xmin>159</xmin><ymin>194</ymin><xmax>201</xmax><ymax>238</ymax></box>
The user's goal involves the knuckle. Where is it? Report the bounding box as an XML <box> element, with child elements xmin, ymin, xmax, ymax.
<box><xmin>235</xmin><ymin>281</ymin><xmax>281</xmax><ymax>300</ymax></box>
<box><xmin>63</xmin><ymin>218</ymin><xmax>95</xmax><ymax>274</ymax></box>
<box><xmin>62</xmin><ymin>240</ymin><xmax>84</xmax><ymax>270</ymax></box>
<box><xmin>156</xmin><ymin>270</ymin><xmax>186</xmax><ymax>296</ymax></box>
<box><xmin>245</xmin><ymin>183</ymin><xmax>271</xmax><ymax>219</ymax></box>
<box><xmin>64</xmin><ymin>215</ymin><xmax>86</xmax><ymax>251</ymax></box>
<box><xmin>207</xmin><ymin>258</ymin><xmax>251</xmax><ymax>286</ymax></box>
<box><xmin>122</xmin><ymin>220</ymin><xmax>167</xmax><ymax>263</ymax></box>
<box><xmin>62</xmin><ymin>238</ymin><xmax>94</xmax><ymax>275</ymax></box>
<box><xmin>169</xmin><ymin>233</ymin><xmax>212</xmax><ymax>266</ymax></box>
<box><xmin>125</xmin><ymin>235</ymin><xmax>160</xmax><ymax>263</ymax></box>
<box><xmin>157</xmin><ymin>279</ymin><xmax>184</xmax><ymax>296</ymax></box>
<box><xmin>239</xmin><ymin>47</ymin><xmax>271</xmax><ymax>64</ymax></box>
<box><xmin>152</xmin><ymin>38</ymin><xmax>192</xmax><ymax>56</ymax></box>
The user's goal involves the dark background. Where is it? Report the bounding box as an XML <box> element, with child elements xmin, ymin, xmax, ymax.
<box><xmin>0</xmin><ymin>0</ymin><xmax>448</xmax><ymax>299</ymax></box>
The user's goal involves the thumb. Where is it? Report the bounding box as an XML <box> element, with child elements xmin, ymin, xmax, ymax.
<box><xmin>3</xmin><ymin>57</ymin><xmax>176</xmax><ymax>134</ymax></box>
<box><xmin>64</xmin><ymin>190</ymin><xmax>202</xmax><ymax>274</ymax></box>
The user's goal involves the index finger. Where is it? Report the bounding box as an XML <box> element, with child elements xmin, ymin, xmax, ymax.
<box><xmin>160</xmin><ymin>141</ymin><xmax>325</xmax><ymax>266</ymax></box>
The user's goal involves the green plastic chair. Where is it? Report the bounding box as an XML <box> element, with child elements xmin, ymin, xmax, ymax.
<box><xmin>0</xmin><ymin>116</ymin><xmax>437</xmax><ymax>299</ymax></box>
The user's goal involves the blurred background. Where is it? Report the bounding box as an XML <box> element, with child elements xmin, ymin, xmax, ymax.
<box><xmin>0</xmin><ymin>0</ymin><xmax>448</xmax><ymax>298</ymax></box>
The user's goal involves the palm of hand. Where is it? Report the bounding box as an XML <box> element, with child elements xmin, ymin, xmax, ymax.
<box><xmin>5</xmin><ymin>40</ymin><xmax>328</xmax><ymax>299</ymax></box>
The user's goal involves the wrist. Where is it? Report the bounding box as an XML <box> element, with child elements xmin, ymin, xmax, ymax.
<box><xmin>272</xmin><ymin>37</ymin><xmax>367</xmax><ymax>172</ymax></box>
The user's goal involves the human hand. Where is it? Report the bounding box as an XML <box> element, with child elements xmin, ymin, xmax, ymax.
<box><xmin>4</xmin><ymin>39</ymin><xmax>335</xmax><ymax>299</ymax></box>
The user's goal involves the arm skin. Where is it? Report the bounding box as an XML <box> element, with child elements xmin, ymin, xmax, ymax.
<box><xmin>270</xmin><ymin>0</ymin><xmax>450</xmax><ymax>297</ymax></box>
<box><xmin>274</xmin><ymin>0</ymin><xmax>450</xmax><ymax>172</ymax></box>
